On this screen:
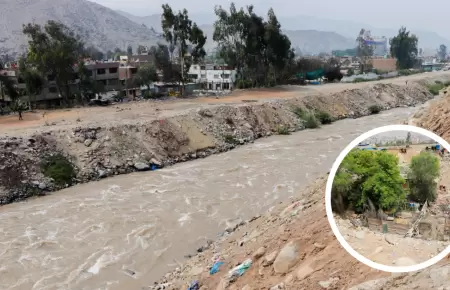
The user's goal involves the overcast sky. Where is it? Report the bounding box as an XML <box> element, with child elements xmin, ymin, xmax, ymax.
<box><xmin>91</xmin><ymin>0</ymin><xmax>445</xmax><ymax>32</ymax></box>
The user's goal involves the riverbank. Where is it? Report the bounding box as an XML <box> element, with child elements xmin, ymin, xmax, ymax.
<box><xmin>1</xmin><ymin>72</ymin><xmax>450</xmax><ymax>204</ymax></box>
<box><xmin>149</xmin><ymin>175</ymin><xmax>450</xmax><ymax>290</ymax></box>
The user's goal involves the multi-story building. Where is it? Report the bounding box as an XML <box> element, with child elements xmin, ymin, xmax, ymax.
<box><xmin>0</xmin><ymin>60</ymin><xmax>140</xmax><ymax>107</ymax></box>
<box><xmin>364</xmin><ymin>36</ymin><xmax>388</xmax><ymax>57</ymax></box>
<box><xmin>188</xmin><ymin>64</ymin><xmax>237</xmax><ymax>90</ymax></box>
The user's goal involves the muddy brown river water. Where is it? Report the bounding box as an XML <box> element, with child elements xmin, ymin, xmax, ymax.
<box><xmin>0</xmin><ymin>106</ymin><xmax>423</xmax><ymax>290</ymax></box>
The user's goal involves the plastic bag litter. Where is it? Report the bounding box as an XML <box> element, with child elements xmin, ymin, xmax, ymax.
<box><xmin>187</xmin><ymin>280</ymin><xmax>199</xmax><ymax>290</ymax></box>
<box><xmin>227</xmin><ymin>259</ymin><xmax>252</xmax><ymax>278</ymax></box>
<box><xmin>210</xmin><ymin>261</ymin><xmax>224</xmax><ymax>275</ymax></box>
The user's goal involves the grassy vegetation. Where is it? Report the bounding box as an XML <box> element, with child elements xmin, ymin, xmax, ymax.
<box><xmin>223</xmin><ymin>134</ymin><xmax>239</xmax><ymax>145</ymax></box>
<box><xmin>352</xmin><ymin>77</ymin><xmax>369</xmax><ymax>83</ymax></box>
<box><xmin>276</xmin><ymin>125</ymin><xmax>290</xmax><ymax>135</ymax></box>
<box><xmin>315</xmin><ymin>111</ymin><xmax>333</xmax><ymax>124</ymax></box>
<box><xmin>293</xmin><ymin>107</ymin><xmax>330</xmax><ymax>128</ymax></box>
<box><xmin>368</xmin><ymin>104</ymin><xmax>382</xmax><ymax>114</ymax></box>
<box><xmin>41</xmin><ymin>154</ymin><xmax>76</xmax><ymax>186</ymax></box>
<box><xmin>428</xmin><ymin>81</ymin><xmax>445</xmax><ymax>96</ymax></box>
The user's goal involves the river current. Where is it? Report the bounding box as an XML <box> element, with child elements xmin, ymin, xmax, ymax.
<box><xmin>0</xmin><ymin>106</ymin><xmax>420</xmax><ymax>290</ymax></box>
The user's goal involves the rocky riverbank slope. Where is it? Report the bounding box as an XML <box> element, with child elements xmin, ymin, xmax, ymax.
<box><xmin>411</xmin><ymin>89</ymin><xmax>450</xmax><ymax>139</ymax></box>
<box><xmin>148</xmin><ymin>175</ymin><xmax>450</xmax><ymax>290</ymax></box>
<box><xmin>1</xmin><ymin>74</ymin><xmax>449</xmax><ymax>204</ymax></box>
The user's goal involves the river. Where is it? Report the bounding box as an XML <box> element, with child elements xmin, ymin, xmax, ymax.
<box><xmin>0</xmin><ymin>106</ymin><xmax>421</xmax><ymax>290</ymax></box>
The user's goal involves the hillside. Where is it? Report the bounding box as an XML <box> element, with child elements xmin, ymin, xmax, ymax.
<box><xmin>116</xmin><ymin>12</ymin><xmax>355</xmax><ymax>55</ymax></box>
<box><xmin>0</xmin><ymin>0</ymin><xmax>163</xmax><ymax>57</ymax></box>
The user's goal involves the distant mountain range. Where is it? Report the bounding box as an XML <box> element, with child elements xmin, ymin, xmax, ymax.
<box><xmin>0</xmin><ymin>0</ymin><xmax>446</xmax><ymax>58</ymax></box>
<box><xmin>117</xmin><ymin>10</ymin><xmax>450</xmax><ymax>56</ymax></box>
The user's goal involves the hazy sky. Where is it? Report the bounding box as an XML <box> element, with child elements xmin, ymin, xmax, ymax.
<box><xmin>91</xmin><ymin>0</ymin><xmax>445</xmax><ymax>33</ymax></box>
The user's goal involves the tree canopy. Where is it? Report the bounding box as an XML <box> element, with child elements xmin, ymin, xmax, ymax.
<box><xmin>356</xmin><ymin>29</ymin><xmax>373</xmax><ymax>73</ymax></box>
<box><xmin>22</xmin><ymin>20</ymin><xmax>84</xmax><ymax>106</ymax></box>
<box><xmin>389</xmin><ymin>27</ymin><xmax>419</xmax><ymax>70</ymax></box>
<box><xmin>438</xmin><ymin>44</ymin><xmax>447</xmax><ymax>62</ymax></box>
<box><xmin>407</xmin><ymin>151</ymin><xmax>440</xmax><ymax>203</ymax></box>
<box><xmin>213</xmin><ymin>3</ymin><xmax>294</xmax><ymax>87</ymax></box>
<box><xmin>18</xmin><ymin>57</ymin><xmax>44</xmax><ymax>109</ymax></box>
<box><xmin>332</xmin><ymin>149</ymin><xmax>405</xmax><ymax>214</ymax></box>
<box><xmin>161</xmin><ymin>4</ymin><xmax>207</xmax><ymax>92</ymax></box>
<box><xmin>133</xmin><ymin>64</ymin><xmax>158</xmax><ymax>89</ymax></box>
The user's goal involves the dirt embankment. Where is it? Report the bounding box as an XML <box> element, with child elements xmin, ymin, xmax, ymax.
<box><xmin>148</xmin><ymin>176</ymin><xmax>450</xmax><ymax>290</ymax></box>
<box><xmin>1</xmin><ymin>74</ymin><xmax>449</xmax><ymax>204</ymax></box>
<box><xmin>412</xmin><ymin>89</ymin><xmax>450</xmax><ymax>140</ymax></box>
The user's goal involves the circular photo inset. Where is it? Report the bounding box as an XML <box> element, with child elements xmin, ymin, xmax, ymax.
<box><xmin>325</xmin><ymin>125</ymin><xmax>450</xmax><ymax>273</ymax></box>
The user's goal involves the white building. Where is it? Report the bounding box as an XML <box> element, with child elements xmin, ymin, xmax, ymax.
<box><xmin>188</xmin><ymin>64</ymin><xmax>237</xmax><ymax>90</ymax></box>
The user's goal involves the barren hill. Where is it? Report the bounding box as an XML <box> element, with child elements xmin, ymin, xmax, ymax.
<box><xmin>0</xmin><ymin>0</ymin><xmax>163</xmax><ymax>57</ymax></box>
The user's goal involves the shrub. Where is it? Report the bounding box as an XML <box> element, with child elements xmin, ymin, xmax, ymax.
<box><xmin>293</xmin><ymin>107</ymin><xmax>320</xmax><ymax>128</ymax></box>
<box><xmin>223</xmin><ymin>134</ymin><xmax>239</xmax><ymax>144</ymax></box>
<box><xmin>398</xmin><ymin>69</ymin><xmax>412</xmax><ymax>76</ymax></box>
<box><xmin>293</xmin><ymin>107</ymin><xmax>307</xmax><ymax>119</ymax></box>
<box><xmin>277</xmin><ymin>125</ymin><xmax>290</xmax><ymax>135</ymax></box>
<box><xmin>408</xmin><ymin>151</ymin><xmax>440</xmax><ymax>203</ymax></box>
<box><xmin>353</xmin><ymin>77</ymin><xmax>368</xmax><ymax>83</ymax></box>
<box><xmin>41</xmin><ymin>154</ymin><xmax>76</xmax><ymax>186</ymax></box>
<box><xmin>315</xmin><ymin>111</ymin><xmax>333</xmax><ymax>124</ymax></box>
<box><xmin>444</xmin><ymin>80</ymin><xmax>450</xmax><ymax>87</ymax></box>
<box><xmin>427</xmin><ymin>83</ymin><xmax>445</xmax><ymax>95</ymax></box>
<box><xmin>303</xmin><ymin>112</ymin><xmax>320</xmax><ymax>129</ymax></box>
<box><xmin>368</xmin><ymin>105</ymin><xmax>382</xmax><ymax>114</ymax></box>
<box><xmin>142</xmin><ymin>91</ymin><xmax>164</xmax><ymax>99</ymax></box>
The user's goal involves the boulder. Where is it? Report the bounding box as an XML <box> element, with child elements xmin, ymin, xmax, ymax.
<box><xmin>273</xmin><ymin>240</ymin><xmax>301</xmax><ymax>274</ymax></box>
<box><xmin>134</xmin><ymin>162</ymin><xmax>150</xmax><ymax>171</ymax></box>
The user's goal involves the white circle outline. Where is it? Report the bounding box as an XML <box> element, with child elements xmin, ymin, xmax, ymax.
<box><xmin>325</xmin><ymin>124</ymin><xmax>450</xmax><ymax>273</ymax></box>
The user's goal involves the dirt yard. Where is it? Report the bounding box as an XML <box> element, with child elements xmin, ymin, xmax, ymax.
<box><xmin>335</xmin><ymin>217</ymin><xmax>447</xmax><ymax>266</ymax></box>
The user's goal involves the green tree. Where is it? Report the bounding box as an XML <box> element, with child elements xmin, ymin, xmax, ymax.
<box><xmin>161</xmin><ymin>4</ymin><xmax>207</xmax><ymax>94</ymax></box>
<box><xmin>0</xmin><ymin>74</ymin><xmax>25</xmax><ymax>120</ymax></box>
<box><xmin>213</xmin><ymin>3</ymin><xmax>248</xmax><ymax>82</ymax></box>
<box><xmin>356</xmin><ymin>29</ymin><xmax>373</xmax><ymax>73</ymax></box>
<box><xmin>406</xmin><ymin>132</ymin><xmax>411</xmax><ymax>145</ymax></box>
<box><xmin>213</xmin><ymin>3</ymin><xmax>294</xmax><ymax>87</ymax></box>
<box><xmin>77</xmin><ymin>62</ymin><xmax>105</xmax><ymax>102</ymax></box>
<box><xmin>127</xmin><ymin>45</ymin><xmax>133</xmax><ymax>56</ymax></box>
<box><xmin>18</xmin><ymin>57</ymin><xmax>44</xmax><ymax>109</ymax></box>
<box><xmin>438</xmin><ymin>44</ymin><xmax>447</xmax><ymax>62</ymax></box>
<box><xmin>390</xmin><ymin>27</ymin><xmax>419</xmax><ymax>69</ymax></box>
<box><xmin>133</xmin><ymin>65</ymin><xmax>158</xmax><ymax>90</ymax></box>
<box><xmin>22</xmin><ymin>20</ymin><xmax>84</xmax><ymax>106</ymax></box>
<box><xmin>137</xmin><ymin>45</ymin><xmax>147</xmax><ymax>54</ymax></box>
<box><xmin>84</xmin><ymin>45</ymin><xmax>104</xmax><ymax>60</ymax></box>
<box><xmin>149</xmin><ymin>44</ymin><xmax>181</xmax><ymax>83</ymax></box>
<box><xmin>407</xmin><ymin>151</ymin><xmax>440</xmax><ymax>203</ymax></box>
<box><xmin>332</xmin><ymin>149</ymin><xmax>406</xmax><ymax>214</ymax></box>
<box><xmin>106</xmin><ymin>50</ymin><xmax>114</xmax><ymax>60</ymax></box>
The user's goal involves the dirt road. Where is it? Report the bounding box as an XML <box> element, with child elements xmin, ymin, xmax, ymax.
<box><xmin>1</xmin><ymin>71</ymin><xmax>449</xmax><ymax>137</ymax></box>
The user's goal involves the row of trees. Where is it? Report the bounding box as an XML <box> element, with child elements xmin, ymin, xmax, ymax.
<box><xmin>332</xmin><ymin>149</ymin><xmax>440</xmax><ymax>215</ymax></box>
<box><xmin>11</xmin><ymin>3</ymin><xmax>431</xmax><ymax>113</ymax></box>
